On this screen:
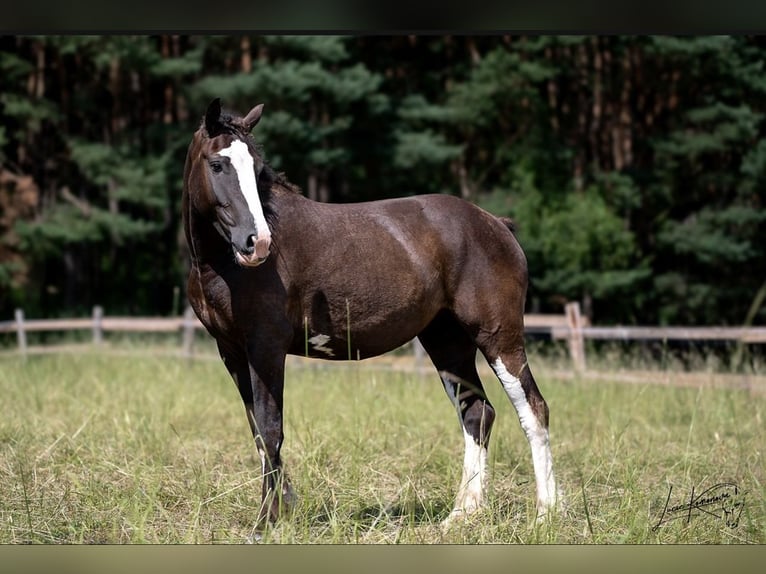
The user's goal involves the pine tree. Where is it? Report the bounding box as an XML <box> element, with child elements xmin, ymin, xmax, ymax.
<box><xmin>645</xmin><ymin>36</ymin><xmax>766</xmax><ymax>324</ymax></box>
<box><xmin>1</xmin><ymin>34</ymin><xmax>765</xmax><ymax>327</ymax></box>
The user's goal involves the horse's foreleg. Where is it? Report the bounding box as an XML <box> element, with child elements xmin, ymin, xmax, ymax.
<box><xmin>246</xmin><ymin>353</ymin><xmax>295</xmax><ymax>525</ymax></box>
<box><xmin>218</xmin><ymin>341</ymin><xmax>294</xmax><ymax>526</ymax></box>
<box><xmin>217</xmin><ymin>342</ymin><xmax>257</xmax><ymax>436</ymax></box>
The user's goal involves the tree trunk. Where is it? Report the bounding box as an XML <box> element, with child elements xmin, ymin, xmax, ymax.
<box><xmin>574</xmin><ymin>40</ymin><xmax>589</xmax><ymax>192</ymax></box>
<box><xmin>545</xmin><ymin>44</ymin><xmax>560</xmax><ymax>133</ymax></box>
<box><xmin>241</xmin><ymin>36</ymin><xmax>252</xmax><ymax>72</ymax></box>
<box><xmin>616</xmin><ymin>45</ymin><xmax>634</xmax><ymax>170</ymax></box>
<box><xmin>307</xmin><ymin>172</ymin><xmax>318</xmax><ymax>201</ymax></box>
<box><xmin>454</xmin><ymin>156</ymin><xmax>474</xmax><ymax>201</ymax></box>
<box><xmin>590</xmin><ymin>36</ymin><xmax>602</xmax><ymax>172</ymax></box>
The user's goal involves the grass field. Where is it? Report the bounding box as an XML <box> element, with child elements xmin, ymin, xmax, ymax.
<box><xmin>0</xmin><ymin>350</ymin><xmax>763</xmax><ymax>544</ymax></box>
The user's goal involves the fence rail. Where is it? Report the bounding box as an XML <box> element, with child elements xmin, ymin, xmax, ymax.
<box><xmin>2</xmin><ymin>304</ymin><xmax>765</xmax><ymax>371</ymax></box>
<box><xmin>0</xmin><ymin>307</ymin><xmax>203</xmax><ymax>359</ymax></box>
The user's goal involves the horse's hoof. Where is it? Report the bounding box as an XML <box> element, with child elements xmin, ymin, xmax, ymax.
<box><xmin>534</xmin><ymin>490</ymin><xmax>566</xmax><ymax>524</ymax></box>
<box><xmin>245</xmin><ymin>532</ymin><xmax>263</xmax><ymax>544</ymax></box>
<box><xmin>281</xmin><ymin>483</ymin><xmax>298</xmax><ymax>511</ymax></box>
<box><xmin>441</xmin><ymin>507</ymin><xmax>482</xmax><ymax>531</ymax></box>
<box><xmin>441</xmin><ymin>509</ymin><xmax>463</xmax><ymax>529</ymax></box>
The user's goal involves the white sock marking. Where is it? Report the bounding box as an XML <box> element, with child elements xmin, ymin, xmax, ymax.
<box><xmin>219</xmin><ymin>139</ymin><xmax>271</xmax><ymax>245</ymax></box>
<box><xmin>491</xmin><ymin>358</ymin><xmax>558</xmax><ymax>514</ymax></box>
<box><xmin>456</xmin><ymin>427</ymin><xmax>488</xmax><ymax>514</ymax></box>
<box><xmin>440</xmin><ymin>371</ymin><xmax>488</xmax><ymax>517</ymax></box>
<box><xmin>308</xmin><ymin>334</ymin><xmax>335</xmax><ymax>357</ymax></box>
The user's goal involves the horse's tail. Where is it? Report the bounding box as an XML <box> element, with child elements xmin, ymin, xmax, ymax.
<box><xmin>497</xmin><ymin>216</ymin><xmax>517</xmax><ymax>236</ymax></box>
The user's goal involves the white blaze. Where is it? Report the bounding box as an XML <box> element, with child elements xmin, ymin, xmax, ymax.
<box><xmin>219</xmin><ymin>139</ymin><xmax>271</xmax><ymax>245</ymax></box>
<box><xmin>491</xmin><ymin>358</ymin><xmax>558</xmax><ymax>514</ymax></box>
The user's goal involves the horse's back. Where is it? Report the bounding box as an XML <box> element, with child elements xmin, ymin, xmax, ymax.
<box><xmin>405</xmin><ymin>194</ymin><xmax>530</xmax><ymax>335</ymax></box>
<box><xmin>308</xmin><ymin>192</ymin><xmax>528</xmax><ymax>295</ymax></box>
<box><xmin>409</xmin><ymin>194</ymin><xmax>527</xmax><ymax>277</ymax></box>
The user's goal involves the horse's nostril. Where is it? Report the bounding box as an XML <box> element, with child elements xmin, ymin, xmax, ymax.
<box><xmin>244</xmin><ymin>234</ymin><xmax>256</xmax><ymax>254</ymax></box>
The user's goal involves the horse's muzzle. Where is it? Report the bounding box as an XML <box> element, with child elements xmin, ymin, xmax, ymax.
<box><xmin>235</xmin><ymin>234</ymin><xmax>271</xmax><ymax>267</ymax></box>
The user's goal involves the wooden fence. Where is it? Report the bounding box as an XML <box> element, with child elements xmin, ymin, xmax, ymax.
<box><xmin>2</xmin><ymin>303</ymin><xmax>766</xmax><ymax>372</ymax></box>
<box><xmin>0</xmin><ymin>306</ymin><xmax>204</xmax><ymax>360</ymax></box>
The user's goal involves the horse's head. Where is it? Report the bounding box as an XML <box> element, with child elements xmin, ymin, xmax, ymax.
<box><xmin>186</xmin><ymin>98</ymin><xmax>272</xmax><ymax>267</ymax></box>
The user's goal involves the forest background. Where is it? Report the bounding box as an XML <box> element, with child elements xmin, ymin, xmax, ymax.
<box><xmin>1</xmin><ymin>35</ymin><xmax>765</xmax><ymax>327</ymax></box>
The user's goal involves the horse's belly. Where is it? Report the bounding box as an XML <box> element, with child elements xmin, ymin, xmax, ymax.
<box><xmin>291</xmin><ymin>331</ymin><xmax>413</xmax><ymax>361</ymax></box>
<box><xmin>290</xmin><ymin>289</ymin><xmax>439</xmax><ymax>360</ymax></box>
<box><xmin>291</xmin><ymin>331</ymin><xmax>418</xmax><ymax>361</ymax></box>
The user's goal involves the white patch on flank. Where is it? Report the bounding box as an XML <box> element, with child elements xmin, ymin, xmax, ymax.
<box><xmin>308</xmin><ymin>334</ymin><xmax>335</xmax><ymax>357</ymax></box>
<box><xmin>491</xmin><ymin>358</ymin><xmax>558</xmax><ymax>516</ymax></box>
<box><xmin>219</xmin><ymin>140</ymin><xmax>271</xmax><ymax>244</ymax></box>
<box><xmin>439</xmin><ymin>371</ymin><xmax>489</xmax><ymax>521</ymax></box>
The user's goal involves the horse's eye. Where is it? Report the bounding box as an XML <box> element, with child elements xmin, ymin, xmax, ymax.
<box><xmin>210</xmin><ymin>161</ymin><xmax>223</xmax><ymax>174</ymax></box>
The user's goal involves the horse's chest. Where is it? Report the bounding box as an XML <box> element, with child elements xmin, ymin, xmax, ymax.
<box><xmin>190</xmin><ymin>273</ymin><xmax>236</xmax><ymax>337</ymax></box>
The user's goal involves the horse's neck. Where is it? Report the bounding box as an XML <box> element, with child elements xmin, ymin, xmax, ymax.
<box><xmin>188</xmin><ymin>213</ymin><xmax>229</xmax><ymax>271</ymax></box>
<box><xmin>268</xmin><ymin>183</ymin><xmax>313</xmax><ymax>223</ymax></box>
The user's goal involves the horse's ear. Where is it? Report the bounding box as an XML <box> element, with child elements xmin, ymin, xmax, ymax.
<box><xmin>243</xmin><ymin>103</ymin><xmax>264</xmax><ymax>132</ymax></box>
<box><xmin>205</xmin><ymin>98</ymin><xmax>222</xmax><ymax>135</ymax></box>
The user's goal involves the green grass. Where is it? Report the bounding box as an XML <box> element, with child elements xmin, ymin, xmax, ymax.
<box><xmin>0</xmin><ymin>352</ymin><xmax>763</xmax><ymax>543</ymax></box>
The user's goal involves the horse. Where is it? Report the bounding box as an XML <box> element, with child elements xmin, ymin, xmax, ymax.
<box><xmin>182</xmin><ymin>98</ymin><xmax>559</xmax><ymax>528</ymax></box>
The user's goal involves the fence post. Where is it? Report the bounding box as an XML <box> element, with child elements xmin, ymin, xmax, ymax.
<box><xmin>182</xmin><ymin>306</ymin><xmax>196</xmax><ymax>360</ymax></box>
<box><xmin>565</xmin><ymin>301</ymin><xmax>586</xmax><ymax>372</ymax></box>
<box><xmin>15</xmin><ymin>308</ymin><xmax>27</xmax><ymax>360</ymax></box>
<box><xmin>92</xmin><ymin>305</ymin><xmax>104</xmax><ymax>345</ymax></box>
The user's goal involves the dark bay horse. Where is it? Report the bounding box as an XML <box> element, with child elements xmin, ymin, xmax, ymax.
<box><xmin>183</xmin><ymin>98</ymin><xmax>559</xmax><ymax>527</ymax></box>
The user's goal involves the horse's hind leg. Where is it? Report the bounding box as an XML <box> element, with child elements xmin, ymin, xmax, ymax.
<box><xmin>418</xmin><ymin>312</ymin><xmax>496</xmax><ymax>523</ymax></box>
<box><xmin>480</xmin><ymin>335</ymin><xmax>559</xmax><ymax>518</ymax></box>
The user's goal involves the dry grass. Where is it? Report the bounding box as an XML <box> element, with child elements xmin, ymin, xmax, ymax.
<box><xmin>0</xmin><ymin>351</ymin><xmax>763</xmax><ymax>543</ymax></box>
